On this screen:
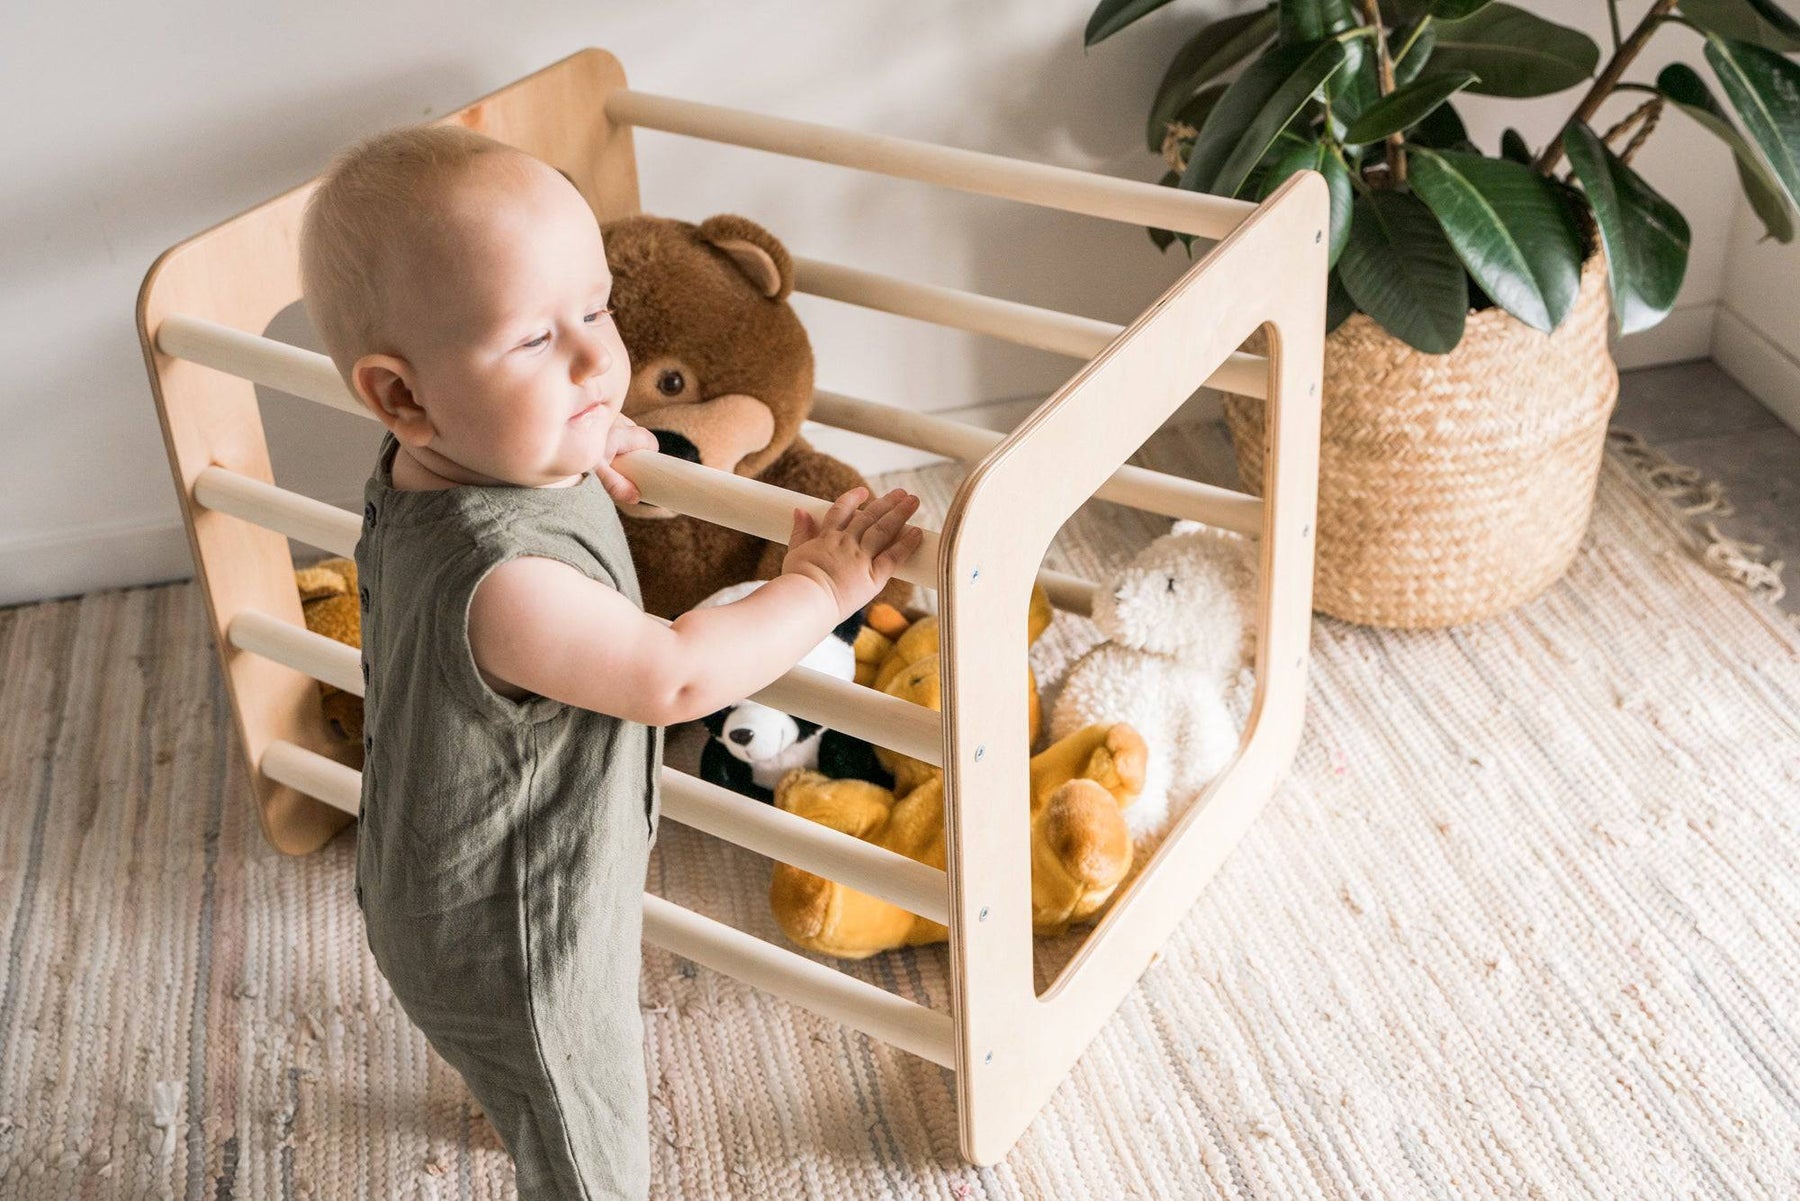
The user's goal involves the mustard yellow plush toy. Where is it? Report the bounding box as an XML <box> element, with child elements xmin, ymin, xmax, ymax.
<box><xmin>769</xmin><ymin>584</ymin><xmax>1147</xmax><ymax>958</ymax></box>
<box><xmin>293</xmin><ymin>556</ymin><xmax>365</xmax><ymax>765</ymax></box>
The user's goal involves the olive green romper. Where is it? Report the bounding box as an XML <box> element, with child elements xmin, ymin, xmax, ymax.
<box><xmin>354</xmin><ymin>431</ymin><xmax>663</xmax><ymax>1200</ymax></box>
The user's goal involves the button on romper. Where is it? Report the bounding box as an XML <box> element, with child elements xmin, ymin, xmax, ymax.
<box><xmin>354</xmin><ymin>432</ymin><xmax>663</xmax><ymax>1200</ymax></box>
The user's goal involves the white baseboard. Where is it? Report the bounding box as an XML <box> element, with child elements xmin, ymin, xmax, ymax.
<box><xmin>1710</xmin><ymin>304</ymin><xmax>1800</xmax><ymax>438</ymax></box>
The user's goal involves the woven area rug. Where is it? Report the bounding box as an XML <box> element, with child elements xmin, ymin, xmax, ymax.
<box><xmin>2</xmin><ymin>421</ymin><xmax>1798</xmax><ymax>1199</ymax></box>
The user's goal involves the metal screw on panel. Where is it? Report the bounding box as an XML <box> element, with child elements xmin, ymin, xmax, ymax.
<box><xmin>1301</xmin><ymin>523</ymin><xmax>1311</xmax><ymax>537</ymax></box>
<box><xmin>985</xmin><ymin>1051</ymin><xmax>994</xmax><ymax>1065</ymax></box>
<box><xmin>975</xmin><ymin>745</ymin><xmax>985</xmax><ymax>762</ymax></box>
<box><xmin>1308</xmin><ymin>382</ymin><xmax>1318</xmax><ymax>396</ymax></box>
<box><xmin>971</xmin><ymin>567</ymin><xmax>980</xmax><ymax>582</ymax></box>
<box><xmin>979</xmin><ymin>907</ymin><xmax>989</xmax><ymax>921</ymax></box>
<box><xmin>1314</xmin><ymin>229</ymin><xmax>1322</xmax><ymax>243</ymax></box>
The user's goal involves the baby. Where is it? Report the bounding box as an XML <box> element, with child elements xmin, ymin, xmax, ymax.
<box><xmin>299</xmin><ymin>124</ymin><xmax>921</xmax><ymax>1200</ymax></box>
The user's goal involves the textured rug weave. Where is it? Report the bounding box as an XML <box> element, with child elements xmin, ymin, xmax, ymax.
<box><xmin>2</xmin><ymin>422</ymin><xmax>1798</xmax><ymax>1199</ymax></box>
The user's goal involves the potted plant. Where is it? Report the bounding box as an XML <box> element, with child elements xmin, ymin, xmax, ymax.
<box><xmin>1085</xmin><ymin>0</ymin><xmax>1800</xmax><ymax>627</ymax></box>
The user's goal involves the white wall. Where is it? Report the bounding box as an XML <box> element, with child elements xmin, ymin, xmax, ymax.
<box><xmin>0</xmin><ymin>0</ymin><xmax>1749</xmax><ymax>606</ymax></box>
<box><xmin>1716</xmin><ymin>192</ymin><xmax>1800</xmax><ymax>434</ymax></box>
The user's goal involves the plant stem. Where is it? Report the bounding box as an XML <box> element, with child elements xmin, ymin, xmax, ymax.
<box><xmin>1355</xmin><ymin>0</ymin><xmax>1405</xmax><ymax>185</ymax></box>
<box><xmin>1607</xmin><ymin>0</ymin><xmax>1623</xmax><ymax>53</ymax></box>
<box><xmin>1533</xmin><ymin>0</ymin><xmax>1680</xmax><ymax>176</ymax></box>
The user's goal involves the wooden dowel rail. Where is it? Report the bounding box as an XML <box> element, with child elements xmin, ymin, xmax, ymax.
<box><xmin>194</xmin><ymin>467</ymin><xmax>361</xmax><ymax>557</ymax></box>
<box><xmin>258</xmin><ymin>739</ymin><xmax>954</xmax><ymax>1067</ymax></box>
<box><xmin>795</xmin><ymin>256</ymin><xmax>1121</xmax><ymax>360</ymax></box>
<box><xmin>258</xmin><ymin>713</ymin><xmax>948</xmax><ymax>921</ymax></box>
<box><xmin>261</xmin><ymin>739</ymin><xmax>364</xmax><ymax>814</ymax></box>
<box><xmin>159</xmin><ymin>316</ymin><xmax>1263</xmax><ymax>536</ymax></box>
<box><xmin>603</xmin><ymin>87</ymin><xmax>1255</xmax><ymax>241</ymax></box>
<box><xmin>657</xmin><ymin>770</ymin><xmax>949</xmax><ymax>926</ymax></box>
<box><xmin>795</xmin><ymin>258</ymin><xmax>1269</xmax><ymax>397</ymax></box>
<box><xmin>191</xmin><ymin>459</ymin><xmax>1095</xmax><ymax>623</ymax></box>
<box><xmin>808</xmin><ymin>389</ymin><xmax>1262</xmax><ymax>537</ymax></box>
<box><xmin>641</xmin><ymin>894</ymin><xmax>956</xmax><ymax>1068</ymax></box>
<box><xmin>224</xmin><ymin>605</ymin><xmax>944</xmax><ymax>766</ymax></box>
<box><xmin>228</xmin><ymin>609</ymin><xmax>363</xmax><ymax>693</ymax></box>
<box><xmin>793</xmin><ymin>258</ymin><xmax>1270</xmax><ymax>400</ymax></box>
<box><xmin>619</xmin><ymin>453</ymin><xmax>939</xmax><ymax>591</ymax></box>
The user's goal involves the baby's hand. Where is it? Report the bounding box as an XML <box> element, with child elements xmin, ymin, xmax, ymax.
<box><xmin>595</xmin><ymin>414</ymin><xmax>658</xmax><ymax>505</ymax></box>
<box><xmin>782</xmin><ymin>486</ymin><xmax>922</xmax><ymax>621</ymax></box>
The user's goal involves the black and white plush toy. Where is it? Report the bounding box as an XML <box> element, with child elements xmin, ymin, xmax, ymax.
<box><xmin>693</xmin><ymin>581</ymin><xmax>894</xmax><ymax>803</ymax></box>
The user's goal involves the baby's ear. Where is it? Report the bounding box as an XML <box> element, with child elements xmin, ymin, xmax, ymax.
<box><xmin>696</xmin><ymin>214</ymin><xmax>794</xmax><ymax>301</ymax></box>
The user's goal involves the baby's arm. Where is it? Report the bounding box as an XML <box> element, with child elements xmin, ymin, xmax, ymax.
<box><xmin>469</xmin><ymin>486</ymin><xmax>921</xmax><ymax>725</ymax></box>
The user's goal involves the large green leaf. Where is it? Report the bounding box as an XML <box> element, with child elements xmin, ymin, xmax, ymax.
<box><xmin>1703</xmin><ymin>35</ymin><xmax>1800</xmax><ymax>209</ymax></box>
<box><xmin>1658</xmin><ymin>63</ymin><xmax>1796</xmax><ymax>242</ymax></box>
<box><xmin>1562</xmin><ymin>121</ymin><xmax>1691</xmax><ymax>334</ymax></box>
<box><xmin>1429</xmin><ymin>3</ymin><xmax>1599</xmax><ymax>97</ymax></box>
<box><xmin>1147</xmin><ymin>6</ymin><xmax>1279</xmax><ymax>152</ymax></box>
<box><xmin>1085</xmin><ymin>0</ymin><xmax>1182</xmax><ymax>46</ymax></box>
<box><xmin>1679</xmin><ymin>0</ymin><xmax>1800</xmax><ymax>52</ymax></box>
<box><xmin>1276</xmin><ymin>0</ymin><xmax>1373</xmax><ymax>122</ymax></box>
<box><xmin>1330</xmin><ymin>32</ymin><xmax>1383</xmax><ymax>124</ymax></box>
<box><xmin>1147</xmin><ymin>170</ymin><xmax>1199</xmax><ymax>254</ymax></box>
<box><xmin>1408</xmin><ymin>147</ymin><xmax>1585</xmax><ymax>331</ymax></box>
<box><xmin>1337</xmin><ymin>190</ymin><xmax>1469</xmax><ymax>353</ymax></box>
<box><xmin>1326</xmin><ymin>267</ymin><xmax>1358</xmax><ymax>332</ymax></box>
<box><xmin>1394</xmin><ymin>20</ymin><xmax>1439</xmax><ymax>86</ymax></box>
<box><xmin>1429</xmin><ymin>0</ymin><xmax>1494</xmax><ymax>16</ymax></box>
<box><xmin>1258</xmin><ymin>137</ymin><xmax>1355</xmax><ymax>268</ymax></box>
<box><xmin>1181</xmin><ymin>39</ymin><xmax>1351</xmax><ymax>198</ymax></box>
<box><xmin>1278</xmin><ymin>0</ymin><xmax>1358</xmax><ymax>44</ymax></box>
<box><xmin>1342</xmin><ymin>70</ymin><xmax>1480</xmax><ymax>144</ymax></box>
<box><xmin>1411</xmin><ymin>99</ymin><xmax>1476</xmax><ymax>150</ymax></box>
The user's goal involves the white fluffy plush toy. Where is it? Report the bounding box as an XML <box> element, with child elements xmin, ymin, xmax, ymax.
<box><xmin>1048</xmin><ymin>519</ymin><xmax>1258</xmax><ymax>843</ymax></box>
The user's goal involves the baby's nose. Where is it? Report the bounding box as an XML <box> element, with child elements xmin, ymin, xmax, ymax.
<box><xmin>577</xmin><ymin>344</ymin><xmax>611</xmax><ymax>379</ymax></box>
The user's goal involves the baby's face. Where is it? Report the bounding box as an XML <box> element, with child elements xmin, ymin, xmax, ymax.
<box><xmin>382</xmin><ymin>155</ymin><xmax>630</xmax><ymax>487</ymax></box>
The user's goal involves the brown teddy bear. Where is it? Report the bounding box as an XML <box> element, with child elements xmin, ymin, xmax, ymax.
<box><xmin>601</xmin><ymin>212</ymin><xmax>916</xmax><ymax>620</ymax></box>
<box><xmin>294</xmin><ymin>556</ymin><xmax>364</xmax><ymax>765</ymax></box>
<box><xmin>767</xmin><ymin>585</ymin><xmax>1146</xmax><ymax>959</ymax></box>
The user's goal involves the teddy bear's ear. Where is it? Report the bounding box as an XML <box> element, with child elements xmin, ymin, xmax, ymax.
<box><xmin>1170</xmin><ymin>518</ymin><xmax>1207</xmax><ymax>536</ymax></box>
<box><xmin>696</xmin><ymin>214</ymin><xmax>794</xmax><ymax>301</ymax></box>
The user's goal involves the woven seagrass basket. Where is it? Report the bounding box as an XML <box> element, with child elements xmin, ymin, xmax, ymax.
<box><xmin>1222</xmin><ymin>239</ymin><xmax>1619</xmax><ymax>629</ymax></box>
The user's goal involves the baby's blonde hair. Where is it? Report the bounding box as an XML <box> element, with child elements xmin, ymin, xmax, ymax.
<box><xmin>299</xmin><ymin>123</ymin><xmax>524</xmax><ymax>382</ymax></box>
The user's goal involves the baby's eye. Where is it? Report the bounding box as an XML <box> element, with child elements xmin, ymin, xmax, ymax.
<box><xmin>584</xmin><ymin>305</ymin><xmax>614</xmax><ymax>324</ymax></box>
<box><xmin>522</xmin><ymin>332</ymin><xmax>550</xmax><ymax>350</ymax></box>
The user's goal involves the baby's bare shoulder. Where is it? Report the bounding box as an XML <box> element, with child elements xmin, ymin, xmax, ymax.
<box><xmin>467</xmin><ymin>555</ymin><xmax>674</xmax><ymax>723</ymax></box>
<box><xmin>474</xmin><ymin>555</ymin><xmax>616</xmax><ymax>622</ymax></box>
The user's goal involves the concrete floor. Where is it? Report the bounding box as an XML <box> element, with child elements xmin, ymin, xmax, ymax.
<box><xmin>1612</xmin><ymin>360</ymin><xmax>1798</xmax><ymax>613</ymax></box>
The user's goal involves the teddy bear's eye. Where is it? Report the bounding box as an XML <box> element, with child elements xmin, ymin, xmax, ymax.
<box><xmin>1165</xmin><ymin>575</ymin><xmax>1176</xmax><ymax>593</ymax></box>
<box><xmin>656</xmin><ymin>369</ymin><xmax>687</xmax><ymax>397</ymax></box>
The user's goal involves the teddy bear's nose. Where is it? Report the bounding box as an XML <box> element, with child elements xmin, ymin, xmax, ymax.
<box><xmin>653</xmin><ymin>429</ymin><xmax>702</xmax><ymax>463</ymax></box>
<box><xmin>729</xmin><ymin>728</ymin><xmax>755</xmax><ymax>746</ymax></box>
<box><xmin>1166</xmin><ymin>575</ymin><xmax>1176</xmax><ymax>592</ymax></box>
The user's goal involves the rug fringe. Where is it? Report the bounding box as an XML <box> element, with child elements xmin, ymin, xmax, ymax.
<box><xmin>1605</xmin><ymin>427</ymin><xmax>1788</xmax><ymax>607</ymax></box>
